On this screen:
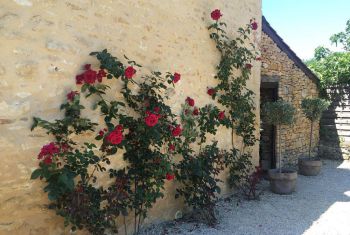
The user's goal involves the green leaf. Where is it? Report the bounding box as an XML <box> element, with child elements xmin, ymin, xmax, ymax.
<box><xmin>30</xmin><ymin>169</ymin><xmax>42</xmax><ymax>179</ymax></box>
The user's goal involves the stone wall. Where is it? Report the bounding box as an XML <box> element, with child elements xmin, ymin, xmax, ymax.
<box><xmin>260</xmin><ymin>32</ymin><xmax>319</xmax><ymax>167</ymax></box>
<box><xmin>0</xmin><ymin>1</ymin><xmax>261</xmax><ymax>234</ymax></box>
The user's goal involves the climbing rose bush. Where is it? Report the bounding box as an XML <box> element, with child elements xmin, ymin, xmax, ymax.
<box><xmin>30</xmin><ymin>8</ymin><xmax>260</xmax><ymax>234</ymax></box>
<box><xmin>31</xmin><ymin>49</ymin><xmax>183</xmax><ymax>235</ymax></box>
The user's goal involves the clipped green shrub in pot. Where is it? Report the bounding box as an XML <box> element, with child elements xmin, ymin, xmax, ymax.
<box><xmin>262</xmin><ymin>100</ymin><xmax>296</xmax><ymax>194</ymax></box>
<box><xmin>299</xmin><ymin>98</ymin><xmax>330</xmax><ymax>176</ymax></box>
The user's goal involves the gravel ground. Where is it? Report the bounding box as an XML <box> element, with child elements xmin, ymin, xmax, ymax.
<box><xmin>140</xmin><ymin>160</ymin><xmax>350</xmax><ymax>235</ymax></box>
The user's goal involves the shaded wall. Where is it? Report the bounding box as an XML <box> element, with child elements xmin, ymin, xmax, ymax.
<box><xmin>0</xmin><ymin>1</ymin><xmax>261</xmax><ymax>234</ymax></box>
<box><xmin>260</xmin><ymin>32</ymin><xmax>319</xmax><ymax>167</ymax></box>
<box><xmin>319</xmin><ymin>85</ymin><xmax>350</xmax><ymax>160</ymax></box>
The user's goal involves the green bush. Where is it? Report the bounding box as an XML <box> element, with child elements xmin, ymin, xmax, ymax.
<box><xmin>301</xmin><ymin>98</ymin><xmax>330</xmax><ymax>157</ymax></box>
<box><xmin>262</xmin><ymin>100</ymin><xmax>295</xmax><ymax>172</ymax></box>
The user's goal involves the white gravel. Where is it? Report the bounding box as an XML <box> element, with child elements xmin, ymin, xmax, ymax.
<box><xmin>141</xmin><ymin>160</ymin><xmax>350</xmax><ymax>235</ymax></box>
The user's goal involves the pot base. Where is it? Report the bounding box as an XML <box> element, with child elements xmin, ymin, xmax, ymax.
<box><xmin>298</xmin><ymin>158</ymin><xmax>322</xmax><ymax>176</ymax></box>
<box><xmin>268</xmin><ymin>169</ymin><xmax>297</xmax><ymax>195</ymax></box>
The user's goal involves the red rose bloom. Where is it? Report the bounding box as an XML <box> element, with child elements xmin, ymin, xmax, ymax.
<box><xmin>251</xmin><ymin>21</ymin><xmax>258</xmax><ymax>30</ymax></box>
<box><xmin>99</xmin><ymin>130</ymin><xmax>104</xmax><ymax>137</ymax></box>
<box><xmin>38</xmin><ymin>142</ymin><xmax>60</xmax><ymax>165</ymax></box>
<box><xmin>43</xmin><ymin>156</ymin><xmax>53</xmax><ymax>165</ymax></box>
<box><xmin>97</xmin><ymin>69</ymin><xmax>107</xmax><ymax>82</ymax></box>
<box><xmin>84</xmin><ymin>69</ymin><xmax>97</xmax><ymax>84</ymax></box>
<box><xmin>153</xmin><ymin>107</ymin><xmax>160</xmax><ymax>113</ymax></box>
<box><xmin>245</xmin><ymin>63</ymin><xmax>253</xmax><ymax>69</ymax></box>
<box><xmin>145</xmin><ymin>113</ymin><xmax>159</xmax><ymax>127</ymax></box>
<box><xmin>186</xmin><ymin>97</ymin><xmax>195</xmax><ymax>107</ymax></box>
<box><xmin>166</xmin><ymin>173</ymin><xmax>175</xmax><ymax>181</ymax></box>
<box><xmin>67</xmin><ymin>91</ymin><xmax>78</xmax><ymax>101</ymax></box>
<box><xmin>193</xmin><ymin>107</ymin><xmax>199</xmax><ymax>116</ymax></box>
<box><xmin>211</xmin><ymin>9</ymin><xmax>222</xmax><ymax>21</ymax></box>
<box><xmin>173</xmin><ymin>72</ymin><xmax>181</xmax><ymax>83</ymax></box>
<box><xmin>124</xmin><ymin>66</ymin><xmax>136</xmax><ymax>79</ymax></box>
<box><xmin>84</xmin><ymin>64</ymin><xmax>91</xmax><ymax>70</ymax></box>
<box><xmin>116</xmin><ymin>125</ymin><xmax>123</xmax><ymax>131</ymax></box>
<box><xmin>76</xmin><ymin>74</ymin><xmax>84</xmax><ymax>84</ymax></box>
<box><xmin>169</xmin><ymin>144</ymin><xmax>175</xmax><ymax>152</ymax></box>
<box><xmin>171</xmin><ymin>125</ymin><xmax>182</xmax><ymax>137</ymax></box>
<box><xmin>207</xmin><ymin>88</ymin><xmax>216</xmax><ymax>96</ymax></box>
<box><xmin>218</xmin><ymin>111</ymin><xmax>225</xmax><ymax>120</ymax></box>
<box><xmin>106</xmin><ymin>130</ymin><xmax>123</xmax><ymax>145</ymax></box>
<box><xmin>255</xmin><ymin>57</ymin><xmax>262</xmax><ymax>61</ymax></box>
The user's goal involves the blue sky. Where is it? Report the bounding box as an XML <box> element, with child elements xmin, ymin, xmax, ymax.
<box><xmin>262</xmin><ymin>0</ymin><xmax>350</xmax><ymax>60</ymax></box>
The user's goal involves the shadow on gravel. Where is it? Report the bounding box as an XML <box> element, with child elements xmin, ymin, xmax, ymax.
<box><xmin>140</xmin><ymin>160</ymin><xmax>350</xmax><ymax>235</ymax></box>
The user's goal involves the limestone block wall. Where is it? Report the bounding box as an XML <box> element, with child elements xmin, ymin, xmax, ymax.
<box><xmin>261</xmin><ymin>32</ymin><xmax>319</xmax><ymax>167</ymax></box>
<box><xmin>0</xmin><ymin>1</ymin><xmax>261</xmax><ymax>234</ymax></box>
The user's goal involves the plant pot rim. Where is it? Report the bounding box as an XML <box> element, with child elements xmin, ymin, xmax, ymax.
<box><xmin>299</xmin><ymin>157</ymin><xmax>322</xmax><ymax>167</ymax></box>
<box><xmin>299</xmin><ymin>157</ymin><xmax>321</xmax><ymax>161</ymax></box>
<box><xmin>268</xmin><ymin>168</ymin><xmax>298</xmax><ymax>180</ymax></box>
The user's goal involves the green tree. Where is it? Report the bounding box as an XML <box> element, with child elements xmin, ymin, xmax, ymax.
<box><xmin>330</xmin><ymin>19</ymin><xmax>350</xmax><ymax>51</ymax></box>
<box><xmin>301</xmin><ymin>98</ymin><xmax>330</xmax><ymax>158</ymax></box>
<box><xmin>306</xmin><ymin>19</ymin><xmax>350</xmax><ymax>96</ymax></box>
<box><xmin>262</xmin><ymin>100</ymin><xmax>295</xmax><ymax>173</ymax></box>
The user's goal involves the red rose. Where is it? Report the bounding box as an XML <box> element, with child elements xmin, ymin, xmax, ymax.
<box><xmin>245</xmin><ymin>63</ymin><xmax>253</xmax><ymax>69</ymax></box>
<box><xmin>76</xmin><ymin>74</ymin><xmax>84</xmax><ymax>85</ymax></box>
<box><xmin>106</xmin><ymin>130</ymin><xmax>123</xmax><ymax>145</ymax></box>
<box><xmin>166</xmin><ymin>173</ymin><xmax>175</xmax><ymax>181</ymax></box>
<box><xmin>171</xmin><ymin>125</ymin><xmax>182</xmax><ymax>137</ymax></box>
<box><xmin>173</xmin><ymin>72</ymin><xmax>181</xmax><ymax>83</ymax></box>
<box><xmin>84</xmin><ymin>69</ymin><xmax>97</xmax><ymax>84</ymax></box>
<box><xmin>193</xmin><ymin>107</ymin><xmax>199</xmax><ymax>116</ymax></box>
<box><xmin>211</xmin><ymin>9</ymin><xmax>222</xmax><ymax>21</ymax></box>
<box><xmin>207</xmin><ymin>88</ymin><xmax>216</xmax><ymax>96</ymax></box>
<box><xmin>43</xmin><ymin>156</ymin><xmax>53</xmax><ymax>165</ymax></box>
<box><xmin>145</xmin><ymin>113</ymin><xmax>159</xmax><ymax>127</ymax></box>
<box><xmin>169</xmin><ymin>144</ymin><xmax>175</xmax><ymax>152</ymax></box>
<box><xmin>67</xmin><ymin>91</ymin><xmax>78</xmax><ymax>101</ymax></box>
<box><xmin>153</xmin><ymin>107</ymin><xmax>160</xmax><ymax>113</ymax></box>
<box><xmin>38</xmin><ymin>142</ymin><xmax>60</xmax><ymax>164</ymax></box>
<box><xmin>124</xmin><ymin>66</ymin><xmax>136</xmax><ymax>79</ymax></box>
<box><xmin>99</xmin><ymin>130</ymin><xmax>104</xmax><ymax>137</ymax></box>
<box><xmin>116</xmin><ymin>125</ymin><xmax>123</xmax><ymax>131</ymax></box>
<box><xmin>255</xmin><ymin>57</ymin><xmax>262</xmax><ymax>61</ymax></box>
<box><xmin>84</xmin><ymin>64</ymin><xmax>91</xmax><ymax>70</ymax></box>
<box><xmin>251</xmin><ymin>21</ymin><xmax>258</xmax><ymax>30</ymax></box>
<box><xmin>97</xmin><ymin>69</ymin><xmax>107</xmax><ymax>82</ymax></box>
<box><xmin>186</xmin><ymin>97</ymin><xmax>195</xmax><ymax>107</ymax></box>
<box><xmin>218</xmin><ymin>111</ymin><xmax>225</xmax><ymax>120</ymax></box>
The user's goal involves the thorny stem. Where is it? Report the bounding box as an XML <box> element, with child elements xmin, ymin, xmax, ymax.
<box><xmin>86</xmin><ymin>165</ymin><xmax>97</xmax><ymax>184</ymax></box>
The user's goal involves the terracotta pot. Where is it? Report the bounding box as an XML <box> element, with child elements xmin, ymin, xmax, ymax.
<box><xmin>298</xmin><ymin>157</ymin><xmax>322</xmax><ymax>176</ymax></box>
<box><xmin>268</xmin><ymin>169</ymin><xmax>297</xmax><ymax>194</ymax></box>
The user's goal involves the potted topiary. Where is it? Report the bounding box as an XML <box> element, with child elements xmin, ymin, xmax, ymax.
<box><xmin>262</xmin><ymin>99</ymin><xmax>296</xmax><ymax>194</ymax></box>
<box><xmin>299</xmin><ymin>98</ymin><xmax>330</xmax><ymax>176</ymax></box>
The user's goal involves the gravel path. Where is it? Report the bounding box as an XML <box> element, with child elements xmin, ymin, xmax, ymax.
<box><xmin>141</xmin><ymin>160</ymin><xmax>350</xmax><ymax>235</ymax></box>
